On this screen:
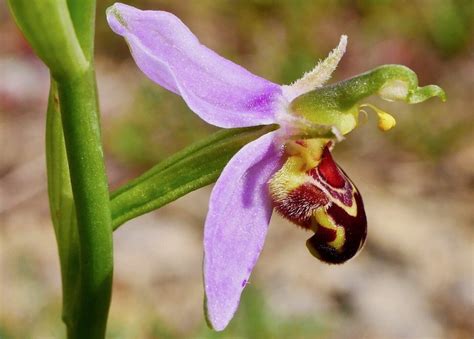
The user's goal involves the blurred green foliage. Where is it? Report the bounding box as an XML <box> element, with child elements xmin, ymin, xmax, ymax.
<box><xmin>0</xmin><ymin>286</ymin><xmax>328</xmax><ymax>339</ymax></box>
<box><xmin>106</xmin><ymin>84</ymin><xmax>215</xmax><ymax>166</ymax></box>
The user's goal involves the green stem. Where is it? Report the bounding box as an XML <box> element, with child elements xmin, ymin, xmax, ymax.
<box><xmin>57</xmin><ymin>68</ymin><xmax>113</xmax><ymax>339</ymax></box>
<box><xmin>13</xmin><ymin>0</ymin><xmax>112</xmax><ymax>336</ymax></box>
<box><xmin>51</xmin><ymin>2</ymin><xmax>113</xmax><ymax>338</ymax></box>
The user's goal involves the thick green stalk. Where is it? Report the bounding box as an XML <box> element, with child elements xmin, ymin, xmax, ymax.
<box><xmin>59</xmin><ymin>2</ymin><xmax>112</xmax><ymax>337</ymax></box>
<box><xmin>44</xmin><ymin>1</ymin><xmax>113</xmax><ymax>337</ymax></box>
<box><xmin>57</xmin><ymin>68</ymin><xmax>113</xmax><ymax>339</ymax></box>
<box><xmin>11</xmin><ymin>0</ymin><xmax>112</xmax><ymax>336</ymax></box>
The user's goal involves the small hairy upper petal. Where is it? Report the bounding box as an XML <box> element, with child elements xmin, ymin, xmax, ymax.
<box><xmin>282</xmin><ymin>35</ymin><xmax>347</xmax><ymax>101</ymax></box>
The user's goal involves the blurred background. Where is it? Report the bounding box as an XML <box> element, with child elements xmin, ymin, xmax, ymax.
<box><xmin>1</xmin><ymin>0</ymin><xmax>473</xmax><ymax>338</ymax></box>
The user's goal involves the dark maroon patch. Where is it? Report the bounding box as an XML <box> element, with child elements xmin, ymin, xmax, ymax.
<box><xmin>313</xmin><ymin>224</ymin><xmax>337</xmax><ymax>243</ymax></box>
<box><xmin>316</xmin><ymin>176</ymin><xmax>353</xmax><ymax>207</ymax></box>
<box><xmin>315</xmin><ymin>146</ymin><xmax>345</xmax><ymax>188</ymax></box>
<box><xmin>273</xmin><ymin>183</ymin><xmax>329</xmax><ymax>229</ymax></box>
<box><xmin>307</xmin><ymin>189</ymin><xmax>367</xmax><ymax>264</ymax></box>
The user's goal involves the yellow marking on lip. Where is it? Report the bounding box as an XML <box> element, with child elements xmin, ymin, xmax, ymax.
<box><xmin>328</xmin><ymin>226</ymin><xmax>345</xmax><ymax>250</ymax></box>
<box><xmin>312</xmin><ymin>207</ymin><xmax>345</xmax><ymax>250</ymax></box>
<box><xmin>269</xmin><ymin>138</ymin><xmax>330</xmax><ymax>201</ymax></box>
<box><xmin>285</xmin><ymin>139</ymin><xmax>329</xmax><ymax>171</ymax></box>
<box><xmin>313</xmin><ymin>207</ymin><xmax>337</xmax><ymax>231</ymax></box>
<box><xmin>269</xmin><ymin>156</ymin><xmax>307</xmax><ymax>199</ymax></box>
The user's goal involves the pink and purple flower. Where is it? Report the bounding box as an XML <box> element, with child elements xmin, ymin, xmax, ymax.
<box><xmin>107</xmin><ymin>3</ymin><xmax>445</xmax><ymax>331</ymax></box>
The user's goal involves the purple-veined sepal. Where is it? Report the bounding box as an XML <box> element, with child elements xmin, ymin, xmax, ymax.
<box><xmin>204</xmin><ymin>131</ymin><xmax>283</xmax><ymax>330</ymax></box>
<box><xmin>106</xmin><ymin>3</ymin><xmax>281</xmax><ymax>129</ymax></box>
<box><xmin>269</xmin><ymin>139</ymin><xmax>367</xmax><ymax>264</ymax></box>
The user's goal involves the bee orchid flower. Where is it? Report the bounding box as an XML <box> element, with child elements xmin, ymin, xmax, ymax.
<box><xmin>107</xmin><ymin>3</ymin><xmax>445</xmax><ymax>331</ymax></box>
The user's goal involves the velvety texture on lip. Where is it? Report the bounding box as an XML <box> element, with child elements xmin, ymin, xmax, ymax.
<box><xmin>203</xmin><ymin>131</ymin><xmax>282</xmax><ymax>330</ymax></box>
<box><xmin>106</xmin><ymin>3</ymin><xmax>281</xmax><ymax>129</ymax></box>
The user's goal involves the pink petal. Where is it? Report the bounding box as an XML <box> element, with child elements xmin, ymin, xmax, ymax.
<box><xmin>203</xmin><ymin>131</ymin><xmax>282</xmax><ymax>330</ymax></box>
<box><xmin>107</xmin><ymin>3</ymin><xmax>281</xmax><ymax>128</ymax></box>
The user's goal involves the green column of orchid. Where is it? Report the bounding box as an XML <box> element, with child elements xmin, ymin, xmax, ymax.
<box><xmin>8</xmin><ymin>1</ymin><xmax>113</xmax><ymax>338</ymax></box>
<box><xmin>290</xmin><ymin>64</ymin><xmax>446</xmax><ymax>135</ymax></box>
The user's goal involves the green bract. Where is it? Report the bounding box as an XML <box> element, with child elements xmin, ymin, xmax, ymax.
<box><xmin>8</xmin><ymin>0</ymin><xmax>89</xmax><ymax>80</ymax></box>
<box><xmin>111</xmin><ymin>125</ymin><xmax>278</xmax><ymax>229</ymax></box>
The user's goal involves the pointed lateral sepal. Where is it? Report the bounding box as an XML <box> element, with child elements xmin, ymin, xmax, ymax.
<box><xmin>106</xmin><ymin>3</ymin><xmax>281</xmax><ymax>129</ymax></box>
